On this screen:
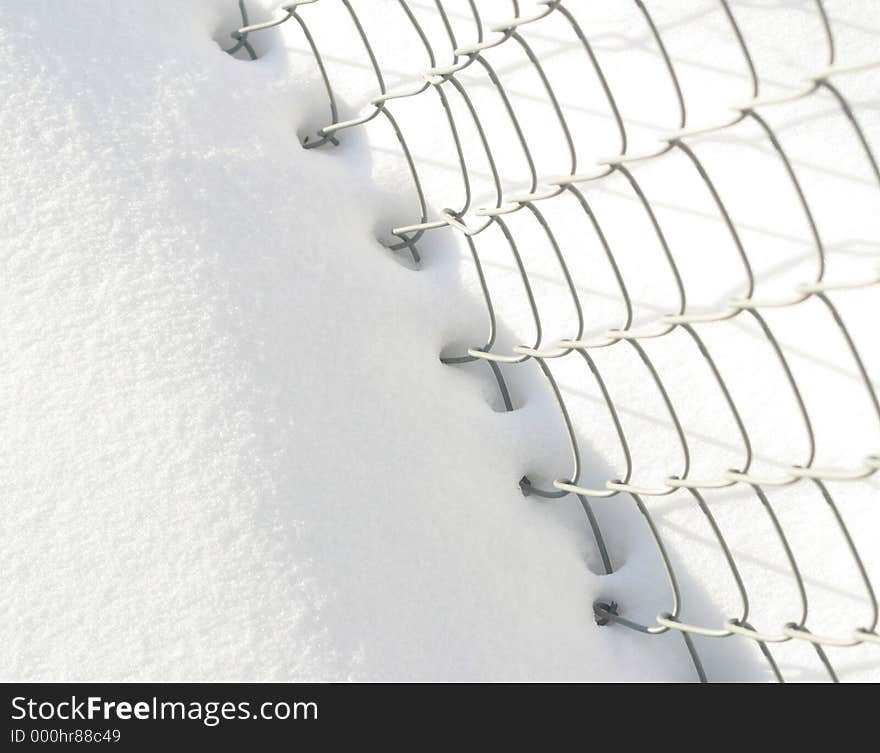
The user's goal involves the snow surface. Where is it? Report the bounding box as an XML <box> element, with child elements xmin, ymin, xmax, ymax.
<box><xmin>2</xmin><ymin>0</ymin><xmax>879</xmax><ymax>681</ymax></box>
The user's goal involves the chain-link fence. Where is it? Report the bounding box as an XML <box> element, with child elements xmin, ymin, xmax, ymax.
<box><xmin>224</xmin><ymin>0</ymin><xmax>880</xmax><ymax>682</ymax></box>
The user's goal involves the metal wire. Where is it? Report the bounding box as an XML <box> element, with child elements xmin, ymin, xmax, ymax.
<box><xmin>225</xmin><ymin>0</ymin><xmax>880</xmax><ymax>682</ymax></box>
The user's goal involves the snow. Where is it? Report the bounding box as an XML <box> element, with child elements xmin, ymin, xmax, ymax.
<box><xmin>1</xmin><ymin>0</ymin><xmax>879</xmax><ymax>681</ymax></box>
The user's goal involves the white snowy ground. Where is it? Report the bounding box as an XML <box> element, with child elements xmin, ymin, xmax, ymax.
<box><xmin>2</xmin><ymin>0</ymin><xmax>879</xmax><ymax>681</ymax></box>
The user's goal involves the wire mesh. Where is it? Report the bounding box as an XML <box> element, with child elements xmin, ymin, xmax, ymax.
<box><xmin>223</xmin><ymin>0</ymin><xmax>880</xmax><ymax>682</ymax></box>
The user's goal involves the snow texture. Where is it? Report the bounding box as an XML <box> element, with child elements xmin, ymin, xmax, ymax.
<box><xmin>2</xmin><ymin>0</ymin><xmax>879</xmax><ymax>681</ymax></box>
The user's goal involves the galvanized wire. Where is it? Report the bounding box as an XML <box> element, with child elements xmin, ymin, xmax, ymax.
<box><xmin>225</xmin><ymin>0</ymin><xmax>880</xmax><ymax>681</ymax></box>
